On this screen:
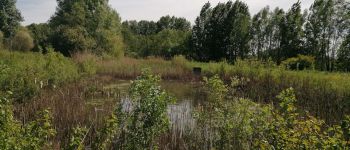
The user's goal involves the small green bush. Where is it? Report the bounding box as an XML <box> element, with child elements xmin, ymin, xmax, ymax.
<box><xmin>117</xmin><ymin>69</ymin><xmax>174</xmax><ymax>149</ymax></box>
<box><xmin>9</xmin><ymin>29</ymin><xmax>35</xmax><ymax>51</ymax></box>
<box><xmin>282</xmin><ymin>55</ymin><xmax>315</xmax><ymax>70</ymax></box>
<box><xmin>66</xmin><ymin>127</ymin><xmax>88</xmax><ymax>150</ymax></box>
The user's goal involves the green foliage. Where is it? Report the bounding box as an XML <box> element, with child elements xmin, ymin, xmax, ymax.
<box><xmin>260</xmin><ymin>88</ymin><xmax>349</xmax><ymax>149</ymax></box>
<box><xmin>281</xmin><ymin>55</ymin><xmax>315</xmax><ymax>70</ymax></box>
<box><xmin>0</xmin><ymin>50</ymin><xmax>79</xmax><ymax>102</ymax></box>
<box><xmin>305</xmin><ymin>0</ymin><xmax>349</xmax><ymax>71</ymax></box>
<box><xmin>93</xmin><ymin>113</ymin><xmax>119</xmax><ymax>150</ymax></box>
<box><xmin>50</xmin><ymin>0</ymin><xmax>124</xmax><ymax>57</ymax></box>
<box><xmin>118</xmin><ymin>69</ymin><xmax>174</xmax><ymax>149</ymax></box>
<box><xmin>122</xmin><ymin>16</ymin><xmax>191</xmax><ymax>58</ymax></box>
<box><xmin>280</xmin><ymin>1</ymin><xmax>305</xmax><ymax>59</ymax></box>
<box><xmin>27</xmin><ymin>23</ymin><xmax>52</xmax><ymax>53</ymax></box>
<box><xmin>0</xmin><ymin>0</ymin><xmax>23</xmax><ymax>38</ymax></box>
<box><xmin>157</xmin><ymin>15</ymin><xmax>191</xmax><ymax>32</ymax></box>
<box><xmin>193</xmin><ymin>76</ymin><xmax>272</xmax><ymax>149</ymax></box>
<box><xmin>191</xmin><ymin>76</ymin><xmax>350</xmax><ymax>149</ymax></box>
<box><xmin>0</xmin><ymin>94</ymin><xmax>56</xmax><ymax>150</ymax></box>
<box><xmin>191</xmin><ymin>1</ymin><xmax>251</xmax><ymax>62</ymax></box>
<box><xmin>67</xmin><ymin>127</ymin><xmax>88</xmax><ymax>150</ymax></box>
<box><xmin>9</xmin><ymin>28</ymin><xmax>35</xmax><ymax>51</ymax></box>
<box><xmin>341</xmin><ymin>116</ymin><xmax>350</xmax><ymax>145</ymax></box>
<box><xmin>337</xmin><ymin>33</ymin><xmax>350</xmax><ymax>71</ymax></box>
<box><xmin>150</xmin><ymin>29</ymin><xmax>191</xmax><ymax>57</ymax></box>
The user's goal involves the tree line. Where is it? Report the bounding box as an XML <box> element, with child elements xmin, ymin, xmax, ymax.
<box><xmin>190</xmin><ymin>0</ymin><xmax>350</xmax><ymax>71</ymax></box>
<box><xmin>0</xmin><ymin>0</ymin><xmax>349</xmax><ymax>71</ymax></box>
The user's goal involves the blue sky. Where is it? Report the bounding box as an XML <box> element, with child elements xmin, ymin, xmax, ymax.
<box><xmin>16</xmin><ymin>0</ymin><xmax>314</xmax><ymax>25</ymax></box>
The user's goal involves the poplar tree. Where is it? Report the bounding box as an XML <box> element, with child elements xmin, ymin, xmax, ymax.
<box><xmin>280</xmin><ymin>0</ymin><xmax>304</xmax><ymax>60</ymax></box>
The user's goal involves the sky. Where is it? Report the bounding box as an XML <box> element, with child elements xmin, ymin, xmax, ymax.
<box><xmin>16</xmin><ymin>0</ymin><xmax>314</xmax><ymax>25</ymax></box>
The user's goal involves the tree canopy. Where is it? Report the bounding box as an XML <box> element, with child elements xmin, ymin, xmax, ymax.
<box><xmin>0</xmin><ymin>0</ymin><xmax>23</xmax><ymax>38</ymax></box>
<box><xmin>49</xmin><ymin>0</ymin><xmax>124</xmax><ymax>57</ymax></box>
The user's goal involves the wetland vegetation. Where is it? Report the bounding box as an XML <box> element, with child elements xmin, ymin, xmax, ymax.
<box><xmin>1</xmin><ymin>0</ymin><xmax>350</xmax><ymax>149</ymax></box>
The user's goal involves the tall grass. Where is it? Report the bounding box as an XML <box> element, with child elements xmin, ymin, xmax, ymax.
<box><xmin>14</xmin><ymin>76</ymin><xmax>122</xmax><ymax>148</ymax></box>
<box><xmin>97</xmin><ymin>56</ymin><xmax>192</xmax><ymax>80</ymax></box>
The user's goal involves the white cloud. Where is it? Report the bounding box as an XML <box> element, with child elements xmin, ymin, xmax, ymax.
<box><xmin>17</xmin><ymin>0</ymin><xmax>314</xmax><ymax>25</ymax></box>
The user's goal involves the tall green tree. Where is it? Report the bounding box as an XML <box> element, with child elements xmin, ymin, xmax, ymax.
<box><xmin>0</xmin><ymin>0</ymin><xmax>23</xmax><ymax>38</ymax></box>
<box><xmin>267</xmin><ymin>8</ymin><xmax>285</xmax><ymax>63</ymax></box>
<box><xmin>50</xmin><ymin>0</ymin><xmax>124</xmax><ymax>57</ymax></box>
<box><xmin>305</xmin><ymin>0</ymin><xmax>349</xmax><ymax>71</ymax></box>
<box><xmin>191</xmin><ymin>0</ymin><xmax>250</xmax><ymax>62</ymax></box>
<box><xmin>250</xmin><ymin>7</ymin><xmax>270</xmax><ymax>59</ymax></box>
<box><xmin>226</xmin><ymin>1</ymin><xmax>251</xmax><ymax>61</ymax></box>
<box><xmin>305</xmin><ymin>0</ymin><xmax>335</xmax><ymax>70</ymax></box>
<box><xmin>191</xmin><ymin>2</ymin><xmax>212</xmax><ymax>61</ymax></box>
<box><xmin>280</xmin><ymin>0</ymin><xmax>304</xmax><ymax>60</ymax></box>
<box><xmin>204</xmin><ymin>2</ymin><xmax>233</xmax><ymax>61</ymax></box>
<box><xmin>337</xmin><ymin>32</ymin><xmax>350</xmax><ymax>71</ymax></box>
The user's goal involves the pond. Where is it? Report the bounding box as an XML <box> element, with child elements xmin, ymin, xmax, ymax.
<box><xmin>88</xmin><ymin>79</ymin><xmax>204</xmax><ymax>140</ymax></box>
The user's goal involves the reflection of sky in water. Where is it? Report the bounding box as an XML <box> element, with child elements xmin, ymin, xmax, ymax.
<box><xmin>167</xmin><ymin>100</ymin><xmax>196</xmax><ymax>138</ymax></box>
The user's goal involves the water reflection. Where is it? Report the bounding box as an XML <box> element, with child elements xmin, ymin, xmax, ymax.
<box><xmin>167</xmin><ymin>100</ymin><xmax>196</xmax><ymax>138</ymax></box>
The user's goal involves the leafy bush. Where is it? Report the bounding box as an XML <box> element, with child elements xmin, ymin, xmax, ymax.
<box><xmin>282</xmin><ymin>55</ymin><xmax>315</xmax><ymax>70</ymax></box>
<box><xmin>9</xmin><ymin>29</ymin><xmax>34</xmax><ymax>51</ymax></box>
<box><xmin>116</xmin><ymin>69</ymin><xmax>174</xmax><ymax>149</ymax></box>
<box><xmin>66</xmin><ymin>127</ymin><xmax>88</xmax><ymax>150</ymax></box>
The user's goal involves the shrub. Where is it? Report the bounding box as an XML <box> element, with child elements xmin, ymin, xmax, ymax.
<box><xmin>9</xmin><ymin>29</ymin><xmax>34</xmax><ymax>51</ymax></box>
<box><xmin>66</xmin><ymin>127</ymin><xmax>88</xmax><ymax>150</ymax></box>
<box><xmin>281</xmin><ymin>55</ymin><xmax>315</xmax><ymax>70</ymax></box>
<box><xmin>117</xmin><ymin>69</ymin><xmax>174</xmax><ymax>149</ymax></box>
